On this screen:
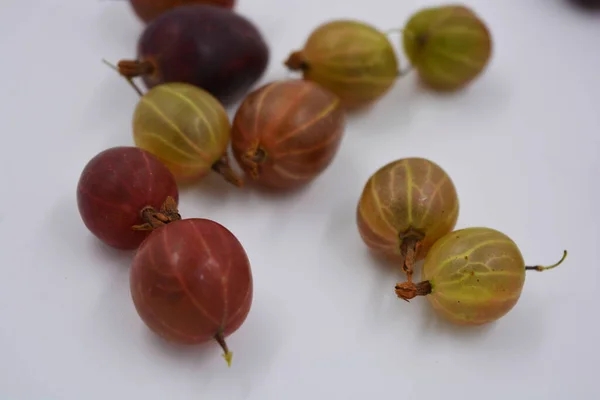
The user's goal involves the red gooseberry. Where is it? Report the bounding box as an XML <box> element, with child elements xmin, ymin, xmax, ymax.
<box><xmin>116</xmin><ymin>5</ymin><xmax>269</xmax><ymax>105</ymax></box>
<box><xmin>395</xmin><ymin>227</ymin><xmax>567</xmax><ymax>325</ymax></box>
<box><xmin>130</xmin><ymin>218</ymin><xmax>253</xmax><ymax>366</ymax></box>
<box><xmin>76</xmin><ymin>146</ymin><xmax>180</xmax><ymax>250</ymax></box>
<box><xmin>231</xmin><ymin>80</ymin><xmax>346</xmax><ymax>190</ymax></box>
<box><xmin>356</xmin><ymin>157</ymin><xmax>459</xmax><ymax>282</ymax></box>
<box><xmin>129</xmin><ymin>0</ymin><xmax>236</xmax><ymax>24</ymax></box>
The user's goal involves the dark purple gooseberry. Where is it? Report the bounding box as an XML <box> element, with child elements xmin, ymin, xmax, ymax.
<box><xmin>568</xmin><ymin>0</ymin><xmax>600</xmax><ymax>9</ymax></box>
<box><xmin>116</xmin><ymin>5</ymin><xmax>270</xmax><ymax>105</ymax></box>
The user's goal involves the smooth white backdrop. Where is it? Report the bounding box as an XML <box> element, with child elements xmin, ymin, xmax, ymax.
<box><xmin>1</xmin><ymin>0</ymin><xmax>598</xmax><ymax>399</ymax></box>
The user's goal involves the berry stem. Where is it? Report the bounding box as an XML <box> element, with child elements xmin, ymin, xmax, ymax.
<box><xmin>241</xmin><ymin>142</ymin><xmax>266</xmax><ymax>180</ymax></box>
<box><xmin>101</xmin><ymin>58</ymin><xmax>144</xmax><ymax>97</ymax></box>
<box><xmin>132</xmin><ymin>196</ymin><xmax>181</xmax><ymax>231</ymax></box>
<box><xmin>399</xmin><ymin>236</ymin><xmax>422</xmax><ymax>283</ymax></box>
<box><xmin>211</xmin><ymin>155</ymin><xmax>244</xmax><ymax>187</ymax></box>
<box><xmin>284</xmin><ymin>51</ymin><xmax>309</xmax><ymax>71</ymax></box>
<box><xmin>214</xmin><ymin>331</ymin><xmax>233</xmax><ymax>367</ymax></box>
<box><xmin>526</xmin><ymin>250</ymin><xmax>568</xmax><ymax>272</ymax></box>
<box><xmin>395</xmin><ymin>280</ymin><xmax>432</xmax><ymax>302</ymax></box>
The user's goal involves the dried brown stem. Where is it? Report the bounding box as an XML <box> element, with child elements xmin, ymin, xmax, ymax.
<box><xmin>116</xmin><ymin>59</ymin><xmax>155</xmax><ymax>78</ymax></box>
<box><xmin>395</xmin><ymin>280</ymin><xmax>432</xmax><ymax>302</ymax></box>
<box><xmin>284</xmin><ymin>51</ymin><xmax>309</xmax><ymax>71</ymax></box>
<box><xmin>131</xmin><ymin>196</ymin><xmax>181</xmax><ymax>231</ymax></box>
<box><xmin>212</xmin><ymin>155</ymin><xmax>244</xmax><ymax>187</ymax></box>
<box><xmin>398</xmin><ymin>235</ymin><xmax>422</xmax><ymax>283</ymax></box>
<box><xmin>101</xmin><ymin>58</ymin><xmax>144</xmax><ymax>97</ymax></box>
<box><xmin>526</xmin><ymin>250</ymin><xmax>568</xmax><ymax>272</ymax></box>
<box><xmin>214</xmin><ymin>331</ymin><xmax>233</xmax><ymax>367</ymax></box>
<box><xmin>241</xmin><ymin>144</ymin><xmax>266</xmax><ymax>180</ymax></box>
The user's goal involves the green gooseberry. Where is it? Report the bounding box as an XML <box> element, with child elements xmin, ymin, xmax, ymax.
<box><xmin>402</xmin><ymin>5</ymin><xmax>493</xmax><ymax>92</ymax></box>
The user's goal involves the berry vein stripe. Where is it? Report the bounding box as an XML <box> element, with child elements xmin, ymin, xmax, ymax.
<box><xmin>158</xmin><ymin>86</ymin><xmax>218</xmax><ymax>145</ymax></box>
<box><xmin>430</xmin><ymin>48</ymin><xmax>486</xmax><ymax>69</ymax></box>
<box><xmin>280</xmin><ymin>128</ymin><xmax>341</xmax><ymax>156</ymax></box>
<box><xmin>436</xmin><ymin>268</ymin><xmax>522</xmax><ymax>289</ymax></box>
<box><xmin>272</xmin><ymin>164</ymin><xmax>314</xmax><ymax>180</ymax></box>
<box><xmin>403</xmin><ymin>160</ymin><xmax>415</xmax><ymax>226</ymax></box>
<box><xmin>141</xmin><ymin>98</ymin><xmax>213</xmax><ymax>162</ymax></box>
<box><xmin>253</xmin><ymin>82</ymin><xmax>279</xmax><ymax>141</ymax></box>
<box><xmin>78</xmin><ymin>187</ymin><xmax>133</xmax><ymax>211</ymax></box>
<box><xmin>142</xmin><ymin>131</ymin><xmax>210</xmax><ymax>163</ymax></box>
<box><xmin>274</xmin><ymin>99</ymin><xmax>340</xmax><ymax>146</ymax></box>
<box><xmin>368</xmin><ymin>177</ymin><xmax>397</xmax><ymax>237</ymax></box>
<box><xmin>136</xmin><ymin>282</ymin><xmax>210</xmax><ymax>341</ymax></box>
<box><xmin>217</xmin><ymin>227</ymin><xmax>232</xmax><ymax>328</ymax></box>
<box><xmin>163</xmin><ymin>227</ymin><xmax>221</xmax><ymax>326</ymax></box>
<box><xmin>430</xmin><ymin>239</ymin><xmax>515</xmax><ymax>277</ymax></box>
<box><xmin>261</xmin><ymin>83</ymin><xmax>313</xmax><ymax>140</ymax></box>
<box><xmin>225</xmin><ymin>283</ymin><xmax>252</xmax><ymax>327</ymax></box>
<box><xmin>418</xmin><ymin>176</ymin><xmax>451</xmax><ymax>226</ymax></box>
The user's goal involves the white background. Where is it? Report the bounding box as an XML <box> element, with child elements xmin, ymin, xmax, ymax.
<box><xmin>1</xmin><ymin>0</ymin><xmax>598</xmax><ymax>399</ymax></box>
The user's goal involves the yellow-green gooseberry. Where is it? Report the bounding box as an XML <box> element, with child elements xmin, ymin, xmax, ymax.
<box><xmin>356</xmin><ymin>157</ymin><xmax>459</xmax><ymax>283</ymax></box>
<box><xmin>131</xmin><ymin>82</ymin><xmax>242</xmax><ymax>186</ymax></box>
<box><xmin>402</xmin><ymin>4</ymin><xmax>492</xmax><ymax>92</ymax></box>
<box><xmin>395</xmin><ymin>227</ymin><xmax>567</xmax><ymax>325</ymax></box>
<box><xmin>285</xmin><ymin>20</ymin><xmax>400</xmax><ymax>110</ymax></box>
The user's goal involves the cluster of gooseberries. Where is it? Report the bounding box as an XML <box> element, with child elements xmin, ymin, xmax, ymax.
<box><xmin>77</xmin><ymin>0</ymin><xmax>567</xmax><ymax>366</ymax></box>
<box><xmin>356</xmin><ymin>158</ymin><xmax>567</xmax><ymax>325</ymax></box>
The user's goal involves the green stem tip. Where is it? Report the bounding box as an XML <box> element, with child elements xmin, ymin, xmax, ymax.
<box><xmin>526</xmin><ymin>250</ymin><xmax>568</xmax><ymax>272</ymax></box>
<box><xmin>214</xmin><ymin>331</ymin><xmax>233</xmax><ymax>367</ymax></box>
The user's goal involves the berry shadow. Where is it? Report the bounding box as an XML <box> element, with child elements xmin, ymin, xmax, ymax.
<box><xmin>416</xmin><ymin>292</ymin><xmax>547</xmax><ymax>354</ymax></box>
<box><xmin>142</xmin><ymin>329</ymin><xmax>217</xmax><ymax>370</ymax></box>
<box><xmin>342</xmin><ymin>73</ymin><xmax>420</xmax><ymax>132</ymax></box>
<box><xmin>87</xmin><ymin>238</ymin><xmax>136</xmax><ymax>268</ymax></box>
<box><xmin>201</xmin><ymin>297</ymin><xmax>286</xmax><ymax>397</ymax></box>
<box><xmin>44</xmin><ymin>194</ymin><xmax>135</xmax><ymax>269</ymax></box>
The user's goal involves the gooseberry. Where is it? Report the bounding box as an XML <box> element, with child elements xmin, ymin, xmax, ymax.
<box><xmin>567</xmin><ymin>0</ymin><xmax>600</xmax><ymax>9</ymax></box>
<box><xmin>402</xmin><ymin>5</ymin><xmax>492</xmax><ymax>91</ymax></box>
<box><xmin>395</xmin><ymin>227</ymin><xmax>567</xmax><ymax>325</ymax></box>
<box><xmin>77</xmin><ymin>146</ymin><xmax>180</xmax><ymax>250</ymax></box>
<box><xmin>116</xmin><ymin>4</ymin><xmax>269</xmax><ymax>105</ymax></box>
<box><xmin>129</xmin><ymin>0</ymin><xmax>235</xmax><ymax>24</ymax></box>
<box><xmin>130</xmin><ymin>218</ymin><xmax>253</xmax><ymax>366</ymax></box>
<box><xmin>285</xmin><ymin>20</ymin><xmax>400</xmax><ymax>110</ymax></box>
<box><xmin>356</xmin><ymin>157</ymin><xmax>459</xmax><ymax>282</ymax></box>
<box><xmin>230</xmin><ymin>80</ymin><xmax>346</xmax><ymax>190</ymax></box>
<box><xmin>132</xmin><ymin>82</ymin><xmax>242</xmax><ymax>186</ymax></box>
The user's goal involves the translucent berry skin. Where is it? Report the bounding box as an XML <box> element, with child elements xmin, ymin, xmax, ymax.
<box><xmin>132</xmin><ymin>82</ymin><xmax>236</xmax><ymax>185</ymax></box>
<box><xmin>128</xmin><ymin>5</ymin><xmax>269</xmax><ymax>105</ymax></box>
<box><xmin>130</xmin><ymin>218</ymin><xmax>253</xmax><ymax>345</ymax></box>
<box><xmin>357</xmin><ymin>158</ymin><xmax>459</xmax><ymax>261</ymax></box>
<box><xmin>76</xmin><ymin>147</ymin><xmax>179</xmax><ymax>250</ymax></box>
<box><xmin>403</xmin><ymin>5</ymin><xmax>492</xmax><ymax>91</ymax></box>
<box><xmin>285</xmin><ymin>20</ymin><xmax>399</xmax><ymax>110</ymax></box>
<box><xmin>129</xmin><ymin>0</ymin><xmax>235</xmax><ymax>24</ymax></box>
<box><xmin>231</xmin><ymin>80</ymin><xmax>346</xmax><ymax>190</ymax></box>
<box><xmin>422</xmin><ymin>227</ymin><xmax>526</xmax><ymax>325</ymax></box>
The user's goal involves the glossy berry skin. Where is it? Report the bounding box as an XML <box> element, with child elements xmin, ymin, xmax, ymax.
<box><xmin>403</xmin><ymin>5</ymin><xmax>492</xmax><ymax>91</ymax></box>
<box><xmin>421</xmin><ymin>227</ymin><xmax>526</xmax><ymax>325</ymax></box>
<box><xmin>77</xmin><ymin>147</ymin><xmax>179</xmax><ymax>250</ymax></box>
<box><xmin>122</xmin><ymin>5</ymin><xmax>269</xmax><ymax>105</ymax></box>
<box><xmin>285</xmin><ymin>20</ymin><xmax>399</xmax><ymax>110</ymax></box>
<box><xmin>130</xmin><ymin>218</ymin><xmax>253</xmax><ymax>347</ymax></box>
<box><xmin>129</xmin><ymin>0</ymin><xmax>235</xmax><ymax>24</ymax></box>
<box><xmin>231</xmin><ymin>80</ymin><xmax>346</xmax><ymax>190</ymax></box>
<box><xmin>357</xmin><ymin>158</ymin><xmax>459</xmax><ymax>262</ymax></box>
<box><xmin>132</xmin><ymin>82</ymin><xmax>241</xmax><ymax>186</ymax></box>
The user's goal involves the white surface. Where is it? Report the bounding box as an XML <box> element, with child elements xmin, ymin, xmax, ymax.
<box><xmin>1</xmin><ymin>0</ymin><xmax>599</xmax><ymax>398</ymax></box>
